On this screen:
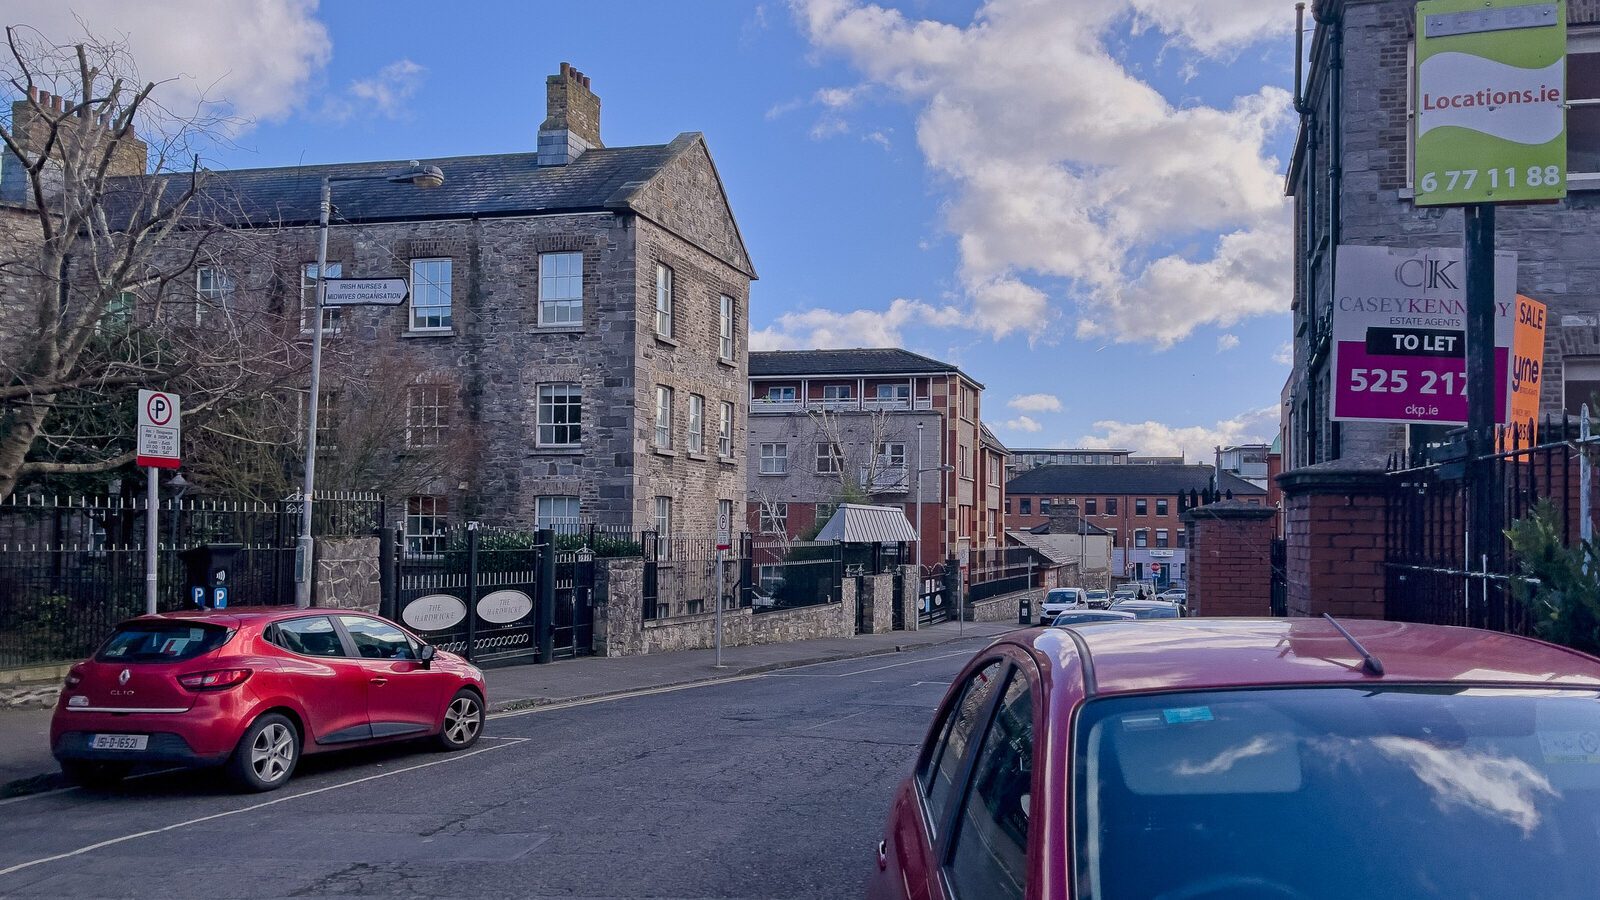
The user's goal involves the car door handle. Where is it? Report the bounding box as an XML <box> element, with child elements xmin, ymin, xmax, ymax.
<box><xmin>876</xmin><ymin>840</ymin><xmax>888</xmax><ymax>871</ymax></box>
<box><xmin>369</xmin><ymin>677</ymin><xmax>389</xmax><ymax>685</ymax></box>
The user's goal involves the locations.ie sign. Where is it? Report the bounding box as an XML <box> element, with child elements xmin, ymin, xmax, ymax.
<box><xmin>1414</xmin><ymin>0</ymin><xmax>1567</xmax><ymax>205</ymax></box>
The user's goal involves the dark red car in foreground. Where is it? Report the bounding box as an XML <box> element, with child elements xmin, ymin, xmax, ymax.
<box><xmin>51</xmin><ymin>608</ymin><xmax>487</xmax><ymax>792</ymax></box>
<box><xmin>870</xmin><ymin>618</ymin><xmax>1600</xmax><ymax>899</ymax></box>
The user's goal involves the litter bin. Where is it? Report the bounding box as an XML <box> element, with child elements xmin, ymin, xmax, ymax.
<box><xmin>179</xmin><ymin>543</ymin><xmax>243</xmax><ymax>608</ymax></box>
<box><xmin>1019</xmin><ymin>596</ymin><xmax>1032</xmax><ymax>625</ymax></box>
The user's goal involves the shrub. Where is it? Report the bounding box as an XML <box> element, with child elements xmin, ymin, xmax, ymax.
<box><xmin>1506</xmin><ymin>500</ymin><xmax>1600</xmax><ymax>655</ymax></box>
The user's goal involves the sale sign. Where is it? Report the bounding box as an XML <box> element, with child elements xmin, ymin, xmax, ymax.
<box><xmin>1507</xmin><ymin>293</ymin><xmax>1547</xmax><ymax>445</ymax></box>
<box><xmin>1332</xmin><ymin>245</ymin><xmax>1516</xmax><ymax>425</ymax></box>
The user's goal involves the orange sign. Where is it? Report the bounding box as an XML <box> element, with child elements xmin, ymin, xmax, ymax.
<box><xmin>1506</xmin><ymin>293</ymin><xmax>1546</xmax><ymax>448</ymax></box>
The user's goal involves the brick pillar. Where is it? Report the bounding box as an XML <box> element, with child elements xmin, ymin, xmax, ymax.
<box><xmin>1182</xmin><ymin>501</ymin><xmax>1277</xmax><ymax>617</ymax></box>
<box><xmin>1278</xmin><ymin>461</ymin><xmax>1389</xmax><ymax>619</ymax></box>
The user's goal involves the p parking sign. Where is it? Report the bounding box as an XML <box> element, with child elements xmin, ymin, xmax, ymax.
<box><xmin>1414</xmin><ymin>0</ymin><xmax>1567</xmax><ymax>205</ymax></box>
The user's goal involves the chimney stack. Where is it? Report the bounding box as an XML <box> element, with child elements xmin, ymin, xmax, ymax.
<box><xmin>538</xmin><ymin>62</ymin><xmax>602</xmax><ymax>166</ymax></box>
<box><xmin>1047</xmin><ymin>501</ymin><xmax>1082</xmax><ymax>536</ymax></box>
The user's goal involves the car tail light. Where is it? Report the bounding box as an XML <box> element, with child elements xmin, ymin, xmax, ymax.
<box><xmin>63</xmin><ymin>670</ymin><xmax>82</xmax><ymax>688</ymax></box>
<box><xmin>177</xmin><ymin>668</ymin><xmax>253</xmax><ymax>691</ymax></box>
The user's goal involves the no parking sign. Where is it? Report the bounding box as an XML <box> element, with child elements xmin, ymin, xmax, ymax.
<box><xmin>136</xmin><ymin>390</ymin><xmax>181</xmax><ymax>469</ymax></box>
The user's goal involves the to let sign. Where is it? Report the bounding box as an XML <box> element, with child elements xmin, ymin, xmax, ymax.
<box><xmin>322</xmin><ymin>278</ymin><xmax>409</xmax><ymax>306</ymax></box>
<box><xmin>1414</xmin><ymin>0</ymin><xmax>1567</xmax><ymax>205</ymax></box>
<box><xmin>1332</xmin><ymin>245</ymin><xmax>1516</xmax><ymax>425</ymax></box>
<box><xmin>136</xmin><ymin>389</ymin><xmax>181</xmax><ymax>468</ymax></box>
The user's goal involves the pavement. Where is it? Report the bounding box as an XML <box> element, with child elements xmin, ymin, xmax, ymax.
<box><xmin>0</xmin><ymin>619</ymin><xmax>1019</xmax><ymax>797</ymax></box>
<box><xmin>0</xmin><ymin>634</ymin><xmax>1006</xmax><ymax>898</ymax></box>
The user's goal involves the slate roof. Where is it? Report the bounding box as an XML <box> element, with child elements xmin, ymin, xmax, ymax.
<box><xmin>1006</xmin><ymin>530</ymin><xmax>1112</xmax><ymax>568</ymax></box>
<box><xmin>107</xmin><ymin>134</ymin><xmax>697</xmax><ymax>230</ymax></box>
<box><xmin>749</xmin><ymin>348</ymin><xmax>971</xmax><ymax>381</ymax></box>
<box><xmin>1005</xmin><ymin>464</ymin><xmax>1267</xmax><ymax>496</ymax></box>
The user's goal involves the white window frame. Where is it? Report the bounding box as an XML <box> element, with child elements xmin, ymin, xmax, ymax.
<box><xmin>408</xmin><ymin>257</ymin><xmax>453</xmax><ymax>331</ymax></box>
<box><xmin>405</xmin><ymin>383</ymin><xmax>449</xmax><ymax>448</ymax></box>
<box><xmin>655</xmin><ymin>386</ymin><xmax>674</xmax><ymax>449</ymax></box>
<box><xmin>654</xmin><ymin>496</ymin><xmax>673</xmax><ymax>539</ymax></box>
<box><xmin>405</xmin><ymin>495</ymin><xmax>447</xmax><ymax>559</ymax></box>
<box><xmin>300</xmin><ymin>262</ymin><xmax>342</xmax><ymax>333</ymax></box>
<box><xmin>537</xmin><ymin>383</ymin><xmax>582</xmax><ymax>447</ymax></box>
<box><xmin>816</xmin><ymin>442</ymin><xmax>843</xmax><ymax>475</ymax></box>
<box><xmin>1156</xmin><ymin>528</ymin><xmax>1170</xmax><ymax>549</ymax></box>
<box><xmin>878</xmin><ymin>441</ymin><xmax>906</xmax><ymax>470</ymax></box>
<box><xmin>539</xmin><ymin>251</ymin><xmax>584</xmax><ymax>326</ymax></box>
<box><xmin>760</xmin><ymin>502</ymin><xmax>788</xmax><ymax>535</ymax></box>
<box><xmin>719</xmin><ymin>294</ymin><xmax>735</xmax><ymax>360</ymax></box>
<box><xmin>767</xmin><ymin>386</ymin><xmax>797</xmax><ymax>402</ymax></box>
<box><xmin>655</xmin><ymin>263</ymin><xmax>674</xmax><ymax>338</ymax></box>
<box><xmin>195</xmin><ymin>266</ymin><xmax>234</xmax><ymax>323</ymax></box>
<box><xmin>875</xmin><ymin>383</ymin><xmax>910</xmax><ymax>400</ymax></box>
<box><xmin>535</xmin><ymin>496</ymin><xmax>581</xmax><ymax>531</ymax></box>
<box><xmin>687</xmin><ymin>393</ymin><xmax>705</xmax><ymax>453</ymax></box>
<box><xmin>822</xmin><ymin>384</ymin><xmax>853</xmax><ymax>401</ymax></box>
<box><xmin>1135</xmin><ymin>529</ymin><xmax>1149</xmax><ymax>549</ymax></box>
<box><xmin>718</xmin><ymin>401</ymin><xmax>733</xmax><ymax>457</ymax></box>
<box><xmin>760</xmin><ymin>442</ymin><xmax>788</xmax><ymax>475</ymax></box>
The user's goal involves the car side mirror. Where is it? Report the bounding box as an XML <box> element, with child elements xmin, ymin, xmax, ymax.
<box><xmin>419</xmin><ymin>644</ymin><xmax>437</xmax><ymax>668</ymax></box>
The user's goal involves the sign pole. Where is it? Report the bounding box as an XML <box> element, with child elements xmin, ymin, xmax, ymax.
<box><xmin>714</xmin><ymin>547</ymin><xmax>725</xmax><ymax>668</ymax></box>
<box><xmin>714</xmin><ymin>504</ymin><xmax>730</xmax><ymax>669</ymax></box>
<box><xmin>1465</xmin><ymin>203</ymin><xmax>1499</xmax><ymax>623</ymax></box>
<box><xmin>145</xmin><ymin>466</ymin><xmax>158</xmax><ymax>615</ymax></box>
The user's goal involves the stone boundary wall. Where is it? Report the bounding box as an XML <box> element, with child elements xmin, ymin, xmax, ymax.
<box><xmin>968</xmin><ymin>586</ymin><xmax>1046</xmax><ymax>624</ymax></box>
<box><xmin>314</xmin><ymin>536</ymin><xmax>380</xmax><ymax>612</ymax></box>
<box><xmin>751</xmin><ymin>601</ymin><xmax>850</xmax><ymax>644</ymax></box>
<box><xmin>1183</xmin><ymin>501</ymin><xmax>1277</xmax><ymax>618</ymax></box>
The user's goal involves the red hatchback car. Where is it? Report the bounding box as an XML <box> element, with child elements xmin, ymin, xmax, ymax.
<box><xmin>869</xmin><ymin>618</ymin><xmax>1600</xmax><ymax>900</ymax></box>
<box><xmin>51</xmin><ymin>608</ymin><xmax>487</xmax><ymax>792</ymax></box>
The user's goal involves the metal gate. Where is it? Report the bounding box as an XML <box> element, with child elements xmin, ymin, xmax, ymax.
<box><xmin>551</xmin><ymin>548</ymin><xmax>596</xmax><ymax>660</ymax></box>
<box><xmin>918</xmin><ymin>564</ymin><xmax>950</xmax><ymax>626</ymax></box>
<box><xmin>854</xmin><ymin>572</ymin><xmax>870</xmax><ymax>634</ymax></box>
<box><xmin>1269</xmin><ymin>538</ymin><xmax>1287</xmax><ymax>617</ymax></box>
<box><xmin>395</xmin><ymin>526</ymin><xmax>545</xmax><ymax>664</ymax></box>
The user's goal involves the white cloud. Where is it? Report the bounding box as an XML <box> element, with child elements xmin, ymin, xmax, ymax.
<box><xmin>320</xmin><ymin>59</ymin><xmax>428</xmax><ymax>123</ymax></box>
<box><xmin>809</xmin><ymin>114</ymin><xmax>850</xmax><ymax>139</ymax></box>
<box><xmin>1217</xmin><ymin>333</ymin><xmax>1240</xmax><ymax>352</ymax></box>
<box><xmin>750</xmin><ymin>297</ymin><xmax>966</xmax><ymax>350</ymax></box>
<box><xmin>1273</xmin><ymin>341</ymin><xmax>1293</xmax><ymax>365</ymax></box>
<box><xmin>1077</xmin><ymin>404</ymin><xmax>1278</xmax><ymax>461</ymax></box>
<box><xmin>791</xmin><ymin>0</ymin><xmax>1294</xmax><ymax>345</ymax></box>
<box><xmin>863</xmin><ymin>129</ymin><xmax>892</xmax><ymax>149</ymax></box>
<box><xmin>1003</xmin><ymin>415</ymin><xmax>1043</xmax><ymax>433</ymax></box>
<box><xmin>1008</xmin><ymin>393</ymin><xmax>1063</xmax><ymax>413</ymax></box>
<box><xmin>7</xmin><ymin>0</ymin><xmax>331</xmax><ymax>131</ymax></box>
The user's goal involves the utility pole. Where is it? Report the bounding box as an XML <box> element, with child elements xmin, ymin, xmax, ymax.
<box><xmin>1465</xmin><ymin>204</ymin><xmax>1497</xmax><ymax>624</ymax></box>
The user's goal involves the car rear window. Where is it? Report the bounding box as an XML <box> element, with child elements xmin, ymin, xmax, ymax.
<box><xmin>97</xmin><ymin>622</ymin><xmax>231</xmax><ymax>663</ymax></box>
<box><xmin>1074</xmin><ymin>686</ymin><xmax>1600</xmax><ymax>899</ymax></box>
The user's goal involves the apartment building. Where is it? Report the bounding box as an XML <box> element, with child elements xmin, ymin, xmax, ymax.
<box><xmin>745</xmin><ymin>348</ymin><xmax>1007</xmax><ymax>568</ymax></box>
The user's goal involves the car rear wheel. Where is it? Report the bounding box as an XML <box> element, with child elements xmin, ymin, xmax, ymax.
<box><xmin>226</xmin><ymin>713</ymin><xmax>299</xmax><ymax>792</ymax></box>
<box><xmin>436</xmin><ymin>689</ymin><xmax>483</xmax><ymax>751</ymax></box>
<box><xmin>60</xmin><ymin>760</ymin><xmax>131</xmax><ymax>789</ymax></box>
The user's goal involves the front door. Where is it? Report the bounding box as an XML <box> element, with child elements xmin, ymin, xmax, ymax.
<box><xmin>338</xmin><ymin>615</ymin><xmax>449</xmax><ymax>738</ymax></box>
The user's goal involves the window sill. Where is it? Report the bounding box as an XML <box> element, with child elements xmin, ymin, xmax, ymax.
<box><xmin>532</xmin><ymin>325</ymin><xmax>584</xmax><ymax>334</ymax></box>
<box><xmin>533</xmin><ymin>446</ymin><xmax>584</xmax><ymax>456</ymax></box>
<box><xmin>654</xmin><ymin>334</ymin><xmax>680</xmax><ymax>348</ymax></box>
<box><xmin>716</xmin><ymin>357</ymin><xmax>737</xmax><ymax>369</ymax></box>
<box><xmin>719</xmin><ymin>456</ymin><xmax>737</xmax><ymax>466</ymax></box>
<box><xmin>687</xmin><ymin>451</ymin><xmax>709</xmax><ymax>461</ymax></box>
<box><xmin>653</xmin><ymin>448</ymin><xmax>678</xmax><ymax>459</ymax></box>
<box><xmin>402</xmin><ymin>329</ymin><xmax>454</xmax><ymax>338</ymax></box>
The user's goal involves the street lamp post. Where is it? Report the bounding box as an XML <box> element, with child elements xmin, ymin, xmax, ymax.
<box><xmin>914</xmin><ymin>422</ymin><xmax>956</xmax><ymax>629</ymax></box>
<box><xmin>295</xmin><ymin>162</ymin><xmax>445</xmax><ymax>607</ymax></box>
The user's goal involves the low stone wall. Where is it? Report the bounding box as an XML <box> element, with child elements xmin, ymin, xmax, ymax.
<box><xmin>896</xmin><ymin>565</ymin><xmax>919</xmax><ymax>632</ymax></box>
<box><xmin>642</xmin><ymin>607</ymin><xmax>753</xmax><ymax>654</ymax></box>
<box><xmin>751</xmin><ymin>601</ymin><xmax>850</xmax><ymax>644</ymax></box>
<box><xmin>315</xmin><ymin>536</ymin><xmax>380</xmax><ymax>611</ymax></box>
<box><xmin>858</xmin><ymin>573</ymin><xmax>896</xmax><ymax>634</ymax></box>
<box><xmin>968</xmin><ymin>587</ymin><xmax>1045</xmax><ymax>624</ymax></box>
<box><xmin>595</xmin><ymin>559</ymin><xmax>646</xmax><ymax>657</ymax></box>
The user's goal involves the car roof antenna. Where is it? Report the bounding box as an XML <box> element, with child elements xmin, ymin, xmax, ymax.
<box><xmin>1322</xmin><ymin>613</ymin><xmax>1385</xmax><ymax>676</ymax></box>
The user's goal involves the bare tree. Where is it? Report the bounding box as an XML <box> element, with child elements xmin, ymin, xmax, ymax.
<box><xmin>0</xmin><ymin>26</ymin><xmax>297</xmax><ymax>496</ymax></box>
<box><xmin>807</xmin><ymin>406</ymin><xmax>903</xmax><ymax>501</ymax></box>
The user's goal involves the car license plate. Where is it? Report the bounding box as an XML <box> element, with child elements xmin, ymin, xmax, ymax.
<box><xmin>89</xmin><ymin>734</ymin><xmax>147</xmax><ymax>751</ymax></box>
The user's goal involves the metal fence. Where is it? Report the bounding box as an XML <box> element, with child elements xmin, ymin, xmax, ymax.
<box><xmin>0</xmin><ymin>492</ymin><xmax>383</xmax><ymax>669</ymax></box>
<box><xmin>1384</xmin><ymin>416</ymin><xmax>1599</xmax><ymax>635</ymax></box>
<box><xmin>643</xmin><ymin>533</ymin><xmax>745</xmax><ymax>620</ymax></box>
<box><xmin>966</xmin><ymin>545</ymin><xmax>1039</xmax><ymax>603</ymax></box>
<box><xmin>745</xmin><ymin>536</ymin><xmax>843</xmax><ymax>614</ymax></box>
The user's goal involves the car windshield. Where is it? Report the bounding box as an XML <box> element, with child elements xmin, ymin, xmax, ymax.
<box><xmin>1075</xmin><ymin>686</ymin><xmax>1600</xmax><ymax>899</ymax></box>
<box><xmin>1086</xmin><ymin>591</ymin><xmax>1108</xmax><ymax>600</ymax></box>
<box><xmin>96</xmin><ymin>622</ymin><xmax>231</xmax><ymax>663</ymax></box>
<box><xmin>1047</xmin><ymin>590</ymin><xmax>1078</xmax><ymax>602</ymax></box>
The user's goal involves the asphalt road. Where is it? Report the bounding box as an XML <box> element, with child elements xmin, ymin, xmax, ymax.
<box><xmin>0</xmin><ymin>637</ymin><xmax>994</xmax><ymax>899</ymax></box>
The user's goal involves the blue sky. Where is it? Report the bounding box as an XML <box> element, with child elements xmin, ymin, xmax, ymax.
<box><xmin>27</xmin><ymin>0</ymin><xmax>1301</xmax><ymax>458</ymax></box>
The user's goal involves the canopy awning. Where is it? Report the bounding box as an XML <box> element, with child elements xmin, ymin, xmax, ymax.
<box><xmin>814</xmin><ymin>503</ymin><xmax>919</xmax><ymax>544</ymax></box>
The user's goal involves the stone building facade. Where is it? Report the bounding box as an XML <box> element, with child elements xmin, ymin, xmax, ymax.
<box><xmin>1286</xmin><ymin>0</ymin><xmax>1600</xmax><ymax>467</ymax></box>
<box><xmin>745</xmin><ymin>348</ymin><xmax>1007</xmax><ymax>569</ymax></box>
<box><xmin>14</xmin><ymin>64</ymin><xmax>755</xmax><ymax>538</ymax></box>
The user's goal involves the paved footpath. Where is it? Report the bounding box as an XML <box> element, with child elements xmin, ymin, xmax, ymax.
<box><xmin>0</xmin><ymin>620</ymin><xmax>1018</xmax><ymax>795</ymax></box>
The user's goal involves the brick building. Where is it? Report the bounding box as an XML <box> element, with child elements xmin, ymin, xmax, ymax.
<box><xmin>745</xmin><ymin>348</ymin><xmax>1007</xmax><ymax>568</ymax></box>
<box><xmin>1004</xmin><ymin>464</ymin><xmax>1265</xmax><ymax>584</ymax></box>
<box><xmin>1285</xmin><ymin>0</ymin><xmax>1600</xmax><ymax>467</ymax></box>
<box><xmin>5</xmin><ymin>64</ymin><xmax>756</xmax><ymax>542</ymax></box>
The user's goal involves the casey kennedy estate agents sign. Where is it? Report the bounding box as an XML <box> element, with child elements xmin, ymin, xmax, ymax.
<box><xmin>1332</xmin><ymin>245</ymin><xmax>1516</xmax><ymax>425</ymax></box>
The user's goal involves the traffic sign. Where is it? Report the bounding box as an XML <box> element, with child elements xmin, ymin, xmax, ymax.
<box><xmin>322</xmin><ymin>278</ymin><xmax>409</xmax><ymax>306</ymax></box>
<box><xmin>716</xmin><ymin>508</ymin><xmax>731</xmax><ymax>551</ymax></box>
<box><xmin>136</xmin><ymin>390</ymin><xmax>181</xmax><ymax>469</ymax></box>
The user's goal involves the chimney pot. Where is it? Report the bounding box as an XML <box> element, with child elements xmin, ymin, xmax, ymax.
<box><xmin>36</xmin><ymin>90</ymin><xmax>50</xmax><ymax>109</ymax></box>
<box><xmin>27</xmin><ymin>86</ymin><xmax>38</xmax><ymax>102</ymax></box>
<box><xmin>54</xmin><ymin>95</ymin><xmax>65</xmax><ymax>112</ymax></box>
<box><xmin>560</xmin><ymin>61</ymin><xmax>571</xmax><ymax>77</ymax></box>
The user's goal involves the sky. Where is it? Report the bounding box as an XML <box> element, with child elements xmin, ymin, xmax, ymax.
<box><xmin>9</xmin><ymin>0</ymin><xmax>1303</xmax><ymax>460</ymax></box>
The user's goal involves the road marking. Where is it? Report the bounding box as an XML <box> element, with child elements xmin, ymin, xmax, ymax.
<box><xmin>762</xmin><ymin>649</ymin><xmax>974</xmax><ymax>678</ymax></box>
<box><xmin>801</xmin><ymin>709</ymin><xmax>869</xmax><ymax>730</ymax></box>
<box><xmin>0</xmin><ymin>738</ymin><xmax>527</xmax><ymax>879</ymax></box>
<box><xmin>489</xmin><ymin>674</ymin><xmax>768</xmax><ymax>720</ymax></box>
<box><xmin>0</xmin><ymin>764</ymin><xmax>195</xmax><ymax>809</ymax></box>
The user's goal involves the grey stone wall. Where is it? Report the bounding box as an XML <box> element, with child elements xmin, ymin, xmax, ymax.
<box><xmin>595</xmin><ymin>558</ymin><xmax>645</xmax><ymax>657</ymax></box>
<box><xmin>314</xmin><ymin>536</ymin><xmax>380</xmax><ymax>611</ymax></box>
<box><xmin>896</xmin><ymin>564</ymin><xmax>920</xmax><ymax>632</ymax></box>
<box><xmin>860</xmin><ymin>573</ymin><xmax>896</xmax><ymax>635</ymax></box>
<box><xmin>0</xmin><ymin>207</ymin><xmax>42</xmax><ymax>377</ymax></box>
<box><xmin>968</xmin><ymin>587</ymin><xmax>1042</xmax><ymax>624</ymax></box>
<box><xmin>750</xmin><ymin>601</ymin><xmax>850</xmax><ymax>643</ymax></box>
<box><xmin>642</xmin><ymin>608</ymin><xmax>752</xmax><ymax>654</ymax></box>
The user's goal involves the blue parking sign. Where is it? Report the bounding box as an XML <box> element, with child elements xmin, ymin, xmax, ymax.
<box><xmin>213</xmin><ymin>586</ymin><xmax>229</xmax><ymax>609</ymax></box>
<box><xmin>192</xmin><ymin>586</ymin><xmax>206</xmax><ymax>608</ymax></box>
